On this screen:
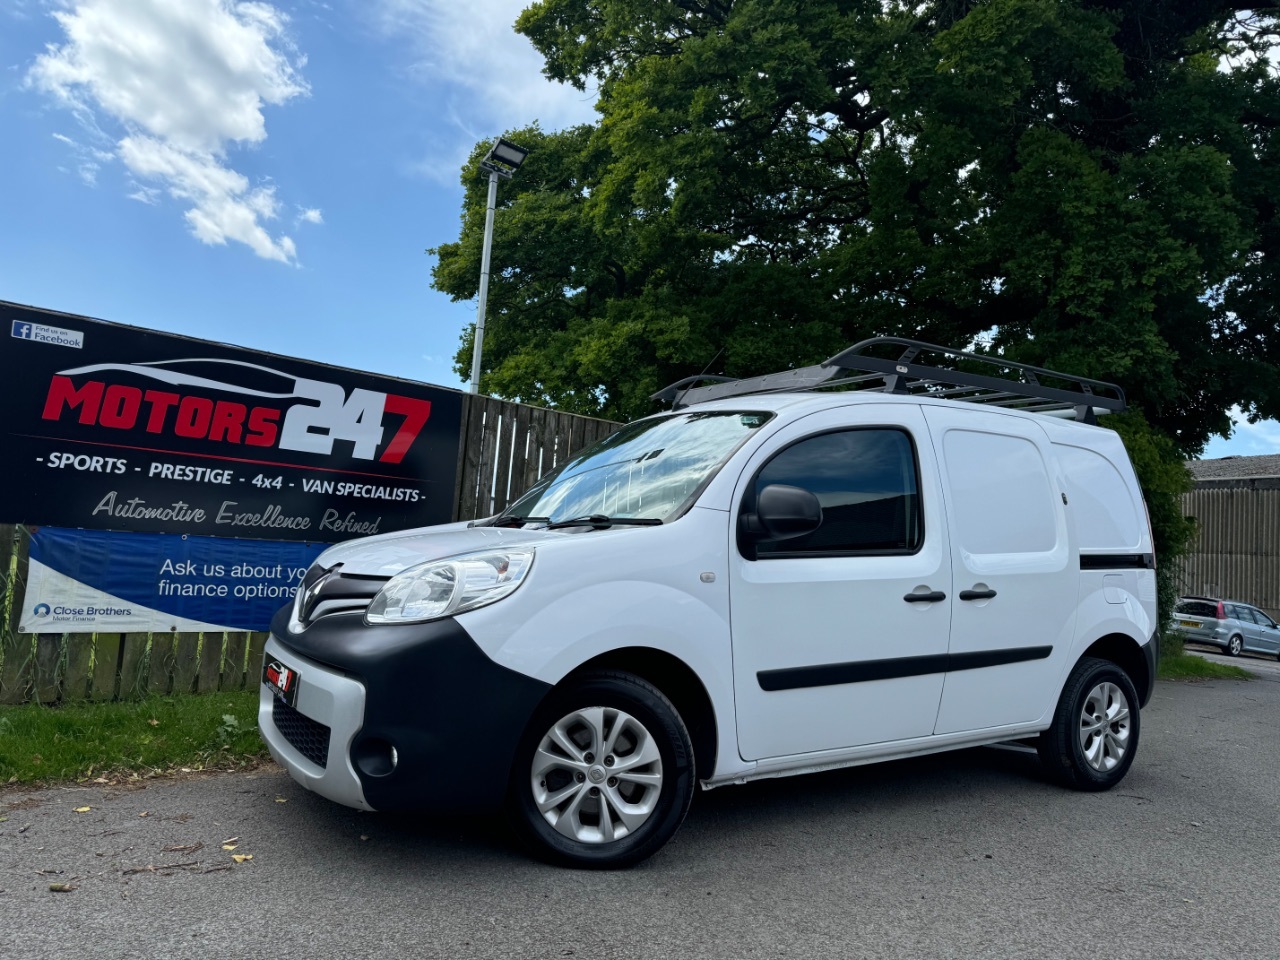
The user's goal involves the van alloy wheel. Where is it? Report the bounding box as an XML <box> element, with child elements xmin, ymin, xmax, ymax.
<box><xmin>508</xmin><ymin>670</ymin><xmax>694</xmax><ymax>868</ymax></box>
<box><xmin>1039</xmin><ymin>656</ymin><xmax>1140</xmax><ymax>791</ymax></box>
<box><xmin>531</xmin><ymin>706</ymin><xmax>664</xmax><ymax>843</ymax></box>
<box><xmin>1077</xmin><ymin>681</ymin><xmax>1130</xmax><ymax>773</ymax></box>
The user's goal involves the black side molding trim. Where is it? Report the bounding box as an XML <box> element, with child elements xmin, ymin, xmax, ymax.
<box><xmin>1080</xmin><ymin>553</ymin><xmax>1155</xmax><ymax>570</ymax></box>
<box><xmin>948</xmin><ymin>646</ymin><xmax>1052</xmax><ymax>672</ymax></box>
<box><xmin>758</xmin><ymin>645</ymin><xmax>1054</xmax><ymax>692</ymax></box>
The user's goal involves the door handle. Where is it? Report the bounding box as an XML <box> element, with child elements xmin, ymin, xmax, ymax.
<box><xmin>903</xmin><ymin>591</ymin><xmax>946</xmax><ymax>603</ymax></box>
<box><xmin>959</xmin><ymin>588</ymin><xmax>997</xmax><ymax>601</ymax></box>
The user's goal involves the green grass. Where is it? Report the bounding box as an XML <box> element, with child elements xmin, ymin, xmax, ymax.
<box><xmin>1158</xmin><ymin>652</ymin><xmax>1253</xmax><ymax>681</ymax></box>
<box><xmin>1158</xmin><ymin>632</ymin><xmax>1252</xmax><ymax>680</ymax></box>
<box><xmin>0</xmin><ymin>690</ymin><xmax>266</xmax><ymax>785</ymax></box>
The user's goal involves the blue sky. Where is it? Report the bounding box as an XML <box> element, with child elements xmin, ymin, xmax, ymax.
<box><xmin>0</xmin><ymin>0</ymin><xmax>1271</xmax><ymax>460</ymax></box>
<box><xmin>0</xmin><ymin>0</ymin><xmax>595</xmax><ymax>388</ymax></box>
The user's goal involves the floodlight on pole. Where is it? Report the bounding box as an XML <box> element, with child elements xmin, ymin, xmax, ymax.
<box><xmin>470</xmin><ymin>138</ymin><xmax>529</xmax><ymax>394</ymax></box>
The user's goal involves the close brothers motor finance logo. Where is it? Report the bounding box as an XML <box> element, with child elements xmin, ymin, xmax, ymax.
<box><xmin>33</xmin><ymin>603</ymin><xmax>51</xmax><ymax>618</ymax></box>
<box><xmin>39</xmin><ymin>358</ymin><xmax>432</xmax><ymax>464</ymax></box>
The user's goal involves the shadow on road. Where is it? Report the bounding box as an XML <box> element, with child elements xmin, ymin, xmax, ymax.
<box><xmin>276</xmin><ymin>742</ymin><xmax>1051</xmax><ymax>873</ymax></box>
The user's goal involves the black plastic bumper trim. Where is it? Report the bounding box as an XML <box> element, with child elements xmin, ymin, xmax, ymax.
<box><xmin>758</xmin><ymin>646</ymin><xmax>1053</xmax><ymax>692</ymax></box>
<box><xmin>1141</xmin><ymin>631</ymin><xmax>1158</xmax><ymax>708</ymax></box>
<box><xmin>269</xmin><ymin>606</ymin><xmax>552</xmax><ymax>814</ymax></box>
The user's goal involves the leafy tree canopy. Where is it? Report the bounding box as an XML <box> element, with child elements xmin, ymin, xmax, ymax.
<box><xmin>431</xmin><ymin>0</ymin><xmax>1280</xmax><ymax>459</ymax></box>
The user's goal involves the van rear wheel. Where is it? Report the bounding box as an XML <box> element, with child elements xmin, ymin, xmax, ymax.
<box><xmin>507</xmin><ymin>670</ymin><xmax>695</xmax><ymax>869</ymax></box>
<box><xmin>1038</xmin><ymin>657</ymin><xmax>1139</xmax><ymax>791</ymax></box>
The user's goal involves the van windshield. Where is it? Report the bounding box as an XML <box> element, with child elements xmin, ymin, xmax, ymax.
<box><xmin>499</xmin><ymin>411</ymin><xmax>773</xmax><ymax>525</ymax></box>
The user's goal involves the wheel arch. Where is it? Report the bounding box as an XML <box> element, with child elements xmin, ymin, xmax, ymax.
<box><xmin>1081</xmin><ymin>633</ymin><xmax>1151</xmax><ymax>707</ymax></box>
<box><xmin>564</xmin><ymin>647</ymin><xmax>719</xmax><ymax>783</ymax></box>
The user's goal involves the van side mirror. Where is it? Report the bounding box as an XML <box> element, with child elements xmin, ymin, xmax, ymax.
<box><xmin>741</xmin><ymin>484</ymin><xmax>823</xmax><ymax>545</ymax></box>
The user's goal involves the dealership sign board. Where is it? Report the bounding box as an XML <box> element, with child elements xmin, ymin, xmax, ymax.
<box><xmin>0</xmin><ymin>301</ymin><xmax>464</xmax><ymax>539</ymax></box>
<box><xmin>21</xmin><ymin>527</ymin><xmax>327</xmax><ymax>634</ymax></box>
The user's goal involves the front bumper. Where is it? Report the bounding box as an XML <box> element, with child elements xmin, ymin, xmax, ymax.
<box><xmin>259</xmin><ymin>636</ymin><xmax>373</xmax><ymax>811</ymax></box>
<box><xmin>258</xmin><ymin>607</ymin><xmax>553</xmax><ymax>814</ymax></box>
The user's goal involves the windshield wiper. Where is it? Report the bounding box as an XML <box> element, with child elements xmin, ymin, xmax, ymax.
<box><xmin>482</xmin><ymin>515</ymin><xmax>552</xmax><ymax>528</ymax></box>
<box><xmin>545</xmin><ymin>515</ymin><xmax>664</xmax><ymax>530</ymax></box>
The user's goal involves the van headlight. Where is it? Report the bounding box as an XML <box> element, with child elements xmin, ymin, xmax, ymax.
<box><xmin>365</xmin><ymin>549</ymin><xmax>534</xmax><ymax>624</ymax></box>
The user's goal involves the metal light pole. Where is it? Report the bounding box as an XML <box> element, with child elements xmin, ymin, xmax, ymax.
<box><xmin>469</xmin><ymin>138</ymin><xmax>529</xmax><ymax>394</ymax></box>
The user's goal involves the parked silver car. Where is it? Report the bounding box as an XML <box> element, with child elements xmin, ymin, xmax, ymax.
<box><xmin>1171</xmin><ymin>597</ymin><xmax>1280</xmax><ymax>659</ymax></box>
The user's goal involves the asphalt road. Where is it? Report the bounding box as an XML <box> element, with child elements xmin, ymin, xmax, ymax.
<box><xmin>3</xmin><ymin>672</ymin><xmax>1277</xmax><ymax>960</ymax></box>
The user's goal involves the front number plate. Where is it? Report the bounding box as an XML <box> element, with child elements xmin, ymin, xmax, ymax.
<box><xmin>263</xmin><ymin>658</ymin><xmax>300</xmax><ymax>707</ymax></box>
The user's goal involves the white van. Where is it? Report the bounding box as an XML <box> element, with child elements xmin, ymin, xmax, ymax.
<box><xmin>259</xmin><ymin>339</ymin><xmax>1158</xmax><ymax>868</ymax></box>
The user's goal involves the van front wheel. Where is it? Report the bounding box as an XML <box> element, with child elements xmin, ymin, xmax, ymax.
<box><xmin>507</xmin><ymin>670</ymin><xmax>695</xmax><ymax>869</ymax></box>
<box><xmin>1038</xmin><ymin>657</ymin><xmax>1140</xmax><ymax>791</ymax></box>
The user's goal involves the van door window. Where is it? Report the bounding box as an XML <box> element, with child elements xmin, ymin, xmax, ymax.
<box><xmin>750</xmin><ymin>428</ymin><xmax>921</xmax><ymax>557</ymax></box>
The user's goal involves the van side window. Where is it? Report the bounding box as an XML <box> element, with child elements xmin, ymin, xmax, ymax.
<box><xmin>751</xmin><ymin>428</ymin><xmax>921</xmax><ymax>557</ymax></box>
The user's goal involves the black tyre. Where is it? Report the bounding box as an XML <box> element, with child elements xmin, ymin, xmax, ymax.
<box><xmin>1227</xmin><ymin>635</ymin><xmax>1244</xmax><ymax>657</ymax></box>
<box><xmin>507</xmin><ymin>670</ymin><xmax>695</xmax><ymax>869</ymax></box>
<box><xmin>1038</xmin><ymin>657</ymin><xmax>1140</xmax><ymax>791</ymax></box>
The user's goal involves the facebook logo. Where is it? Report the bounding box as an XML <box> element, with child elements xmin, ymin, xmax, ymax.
<box><xmin>8</xmin><ymin>318</ymin><xmax>83</xmax><ymax>348</ymax></box>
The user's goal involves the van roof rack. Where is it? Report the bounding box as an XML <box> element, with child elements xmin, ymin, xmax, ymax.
<box><xmin>651</xmin><ymin>337</ymin><xmax>1126</xmax><ymax>423</ymax></box>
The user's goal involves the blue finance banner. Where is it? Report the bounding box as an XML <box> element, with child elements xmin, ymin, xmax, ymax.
<box><xmin>21</xmin><ymin>527</ymin><xmax>329</xmax><ymax>633</ymax></box>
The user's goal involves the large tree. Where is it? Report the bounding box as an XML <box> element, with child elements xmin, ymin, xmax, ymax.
<box><xmin>432</xmin><ymin>0</ymin><xmax>1280</xmax><ymax>459</ymax></box>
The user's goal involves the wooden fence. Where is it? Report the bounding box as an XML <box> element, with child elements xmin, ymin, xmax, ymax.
<box><xmin>0</xmin><ymin>395</ymin><xmax>618</xmax><ymax>705</ymax></box>
<box><xmin>453</xmin><ymin>393</ymin><xmax>618</xmax><ymax>520</ymax></box>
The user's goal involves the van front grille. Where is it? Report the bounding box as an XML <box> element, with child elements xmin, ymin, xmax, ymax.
<box><xmin>293</xmin><ymin>562</ymin><xmax>386</xmax><ymax>629</ymax></box>
<box><xmin>272</xmin><ymin>698</ymin><xmax>331</xmax><ymax>769</ymax></box>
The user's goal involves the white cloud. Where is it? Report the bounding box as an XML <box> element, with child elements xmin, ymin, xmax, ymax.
<box><xmin>370</xmin><ymin>1</ymin><xmax>598</xmax><ymax>183</ymax></box>
<box><xmin>120</xmin><ymin>134</ymin><xmax>296</xmax><ymax>261</ymax></box>
<box><xmin>1202</xmin><ymin>406</ymin><xmax>1280</xmax><ymax>459</ymax></box>
<box><xmin>298</xmin><ymin>206</ymin><xmax>323</xmax><ymax>225</ymax></box>
<box><xmin>49</xmin><ymin>129</ymin><xmax>109</xmax><ymax>185</ymax></box>
<box><xmin>27</xmin><ymin>0</ymin><xmax>310</xmax><ymax>263</ymax></box>
<box><xmin>128</xmin><ymin>184</ymin><xmax>162</xmax><ymax>205</ymax></box>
